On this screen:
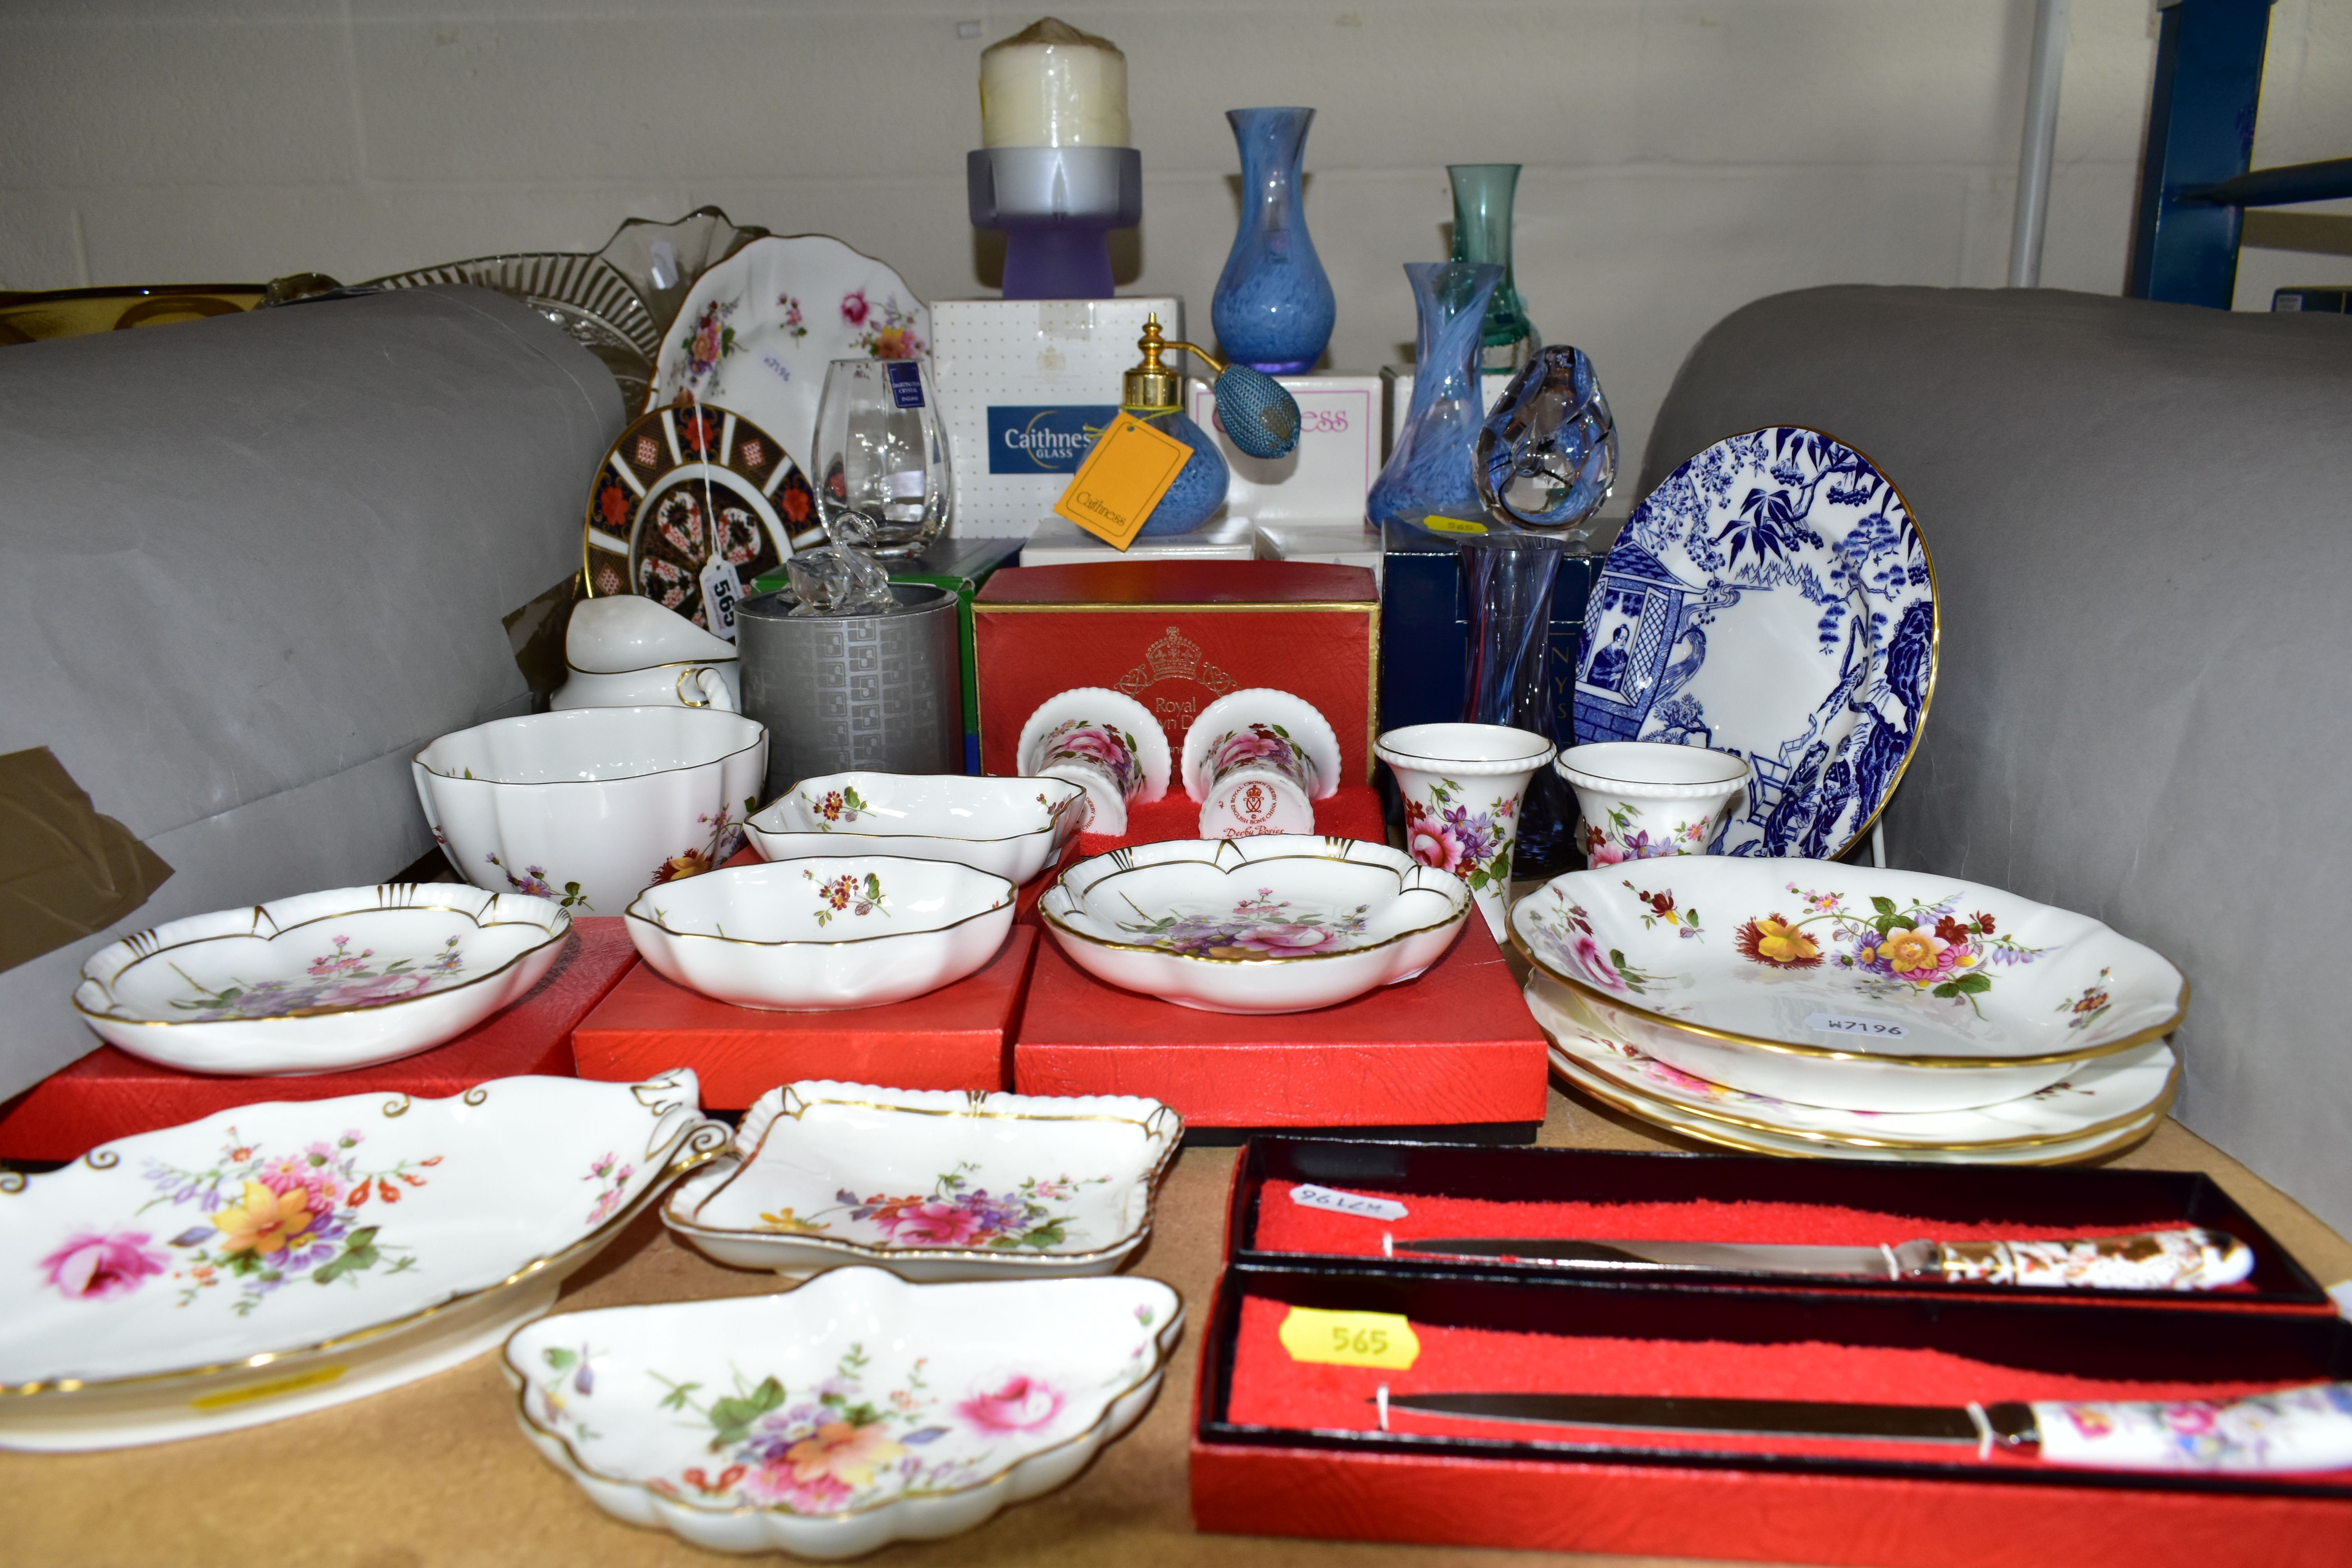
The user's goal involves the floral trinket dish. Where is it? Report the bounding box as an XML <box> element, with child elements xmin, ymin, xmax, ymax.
<box><xmin>662</xmin><ymin>1081</ymin><xmax>1182</xmax><ymax>1279</ymax></box>
<box><xmin>625</xmin><ymin>858</ymin><xmax>1014</xmax><ymax>1011</ymax></box>
<box><xmin>746</xmin><ymin>772</ymin><xmax>1087</xmax><ymax>886</ymax></box>
<box><xmin>1511</xmin><ymin>860</ymin><xmax>2188</xmax><ymax>1113</ymax></box>
<box><xmin>0</xmin><ymin>1071</ymin><xmax>725</xmax><ymax>1451</ymax></box>
<box><xmin>1040</xmin><ymin>836</ymin><xmax>1471</xmax><ymax>1014</ymax></box>
<box><xmin>72</xmin><ymin>883</ymin><xmax>570</xmax><ymax>1076</ymax></box>
<box><xmin>506</xmin><ymin>1267</ymin><xmax>1180</xmax><ymax>1559</ymax></box>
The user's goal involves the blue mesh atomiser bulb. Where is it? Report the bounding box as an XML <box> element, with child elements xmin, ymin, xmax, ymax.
<box><xmin>1102</xmin><ymin>315</ymin><xmax>1302</xmax><ymax>536</ymax></box>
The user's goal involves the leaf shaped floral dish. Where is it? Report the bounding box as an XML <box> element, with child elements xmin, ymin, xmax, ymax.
<box><xmin>1510</xmin><ymin>860</ymin><xmax>2187</xmax><ymax>1113</ymax></box>
<box><xmin>71</xmin><ymin>883</ymin><xmax>571</xmax><ymax>1076</ymax></box>
<box><xmin>1040</xmin><ymin>836</ymin><xmax>1470</xmax><ymax>1014</ymax></box>
<box><xmin>505</xmin><ymin>1267</ymin><xmax>1181</xmax><ymax>1559</ymax></box>
<box><xmin>0</xmin><ymin>1071</ymin><xmax>726</xmax><ymax>1451</ymax></box>
<box><xmin>662</xmin><ymin>1082</ymin><xmax>1182</xmax><ymax>1279</ymax></box>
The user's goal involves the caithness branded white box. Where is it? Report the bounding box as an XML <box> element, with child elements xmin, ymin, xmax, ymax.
<box><xmin>930</xmin><ymin>296</ymin><xmax>1181</xmax><ymax>535</ymax></box>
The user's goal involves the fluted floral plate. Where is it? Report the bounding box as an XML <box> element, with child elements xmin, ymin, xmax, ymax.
<box><xmin>505</xmin><ymin>1267</ymin><xmax>1181</xmax><ymax>1558</ymax></box>
<box><xmin>1525</xmin><ymin>974</ymin><xmax>2178</xmax><ymax>1152</ymax></box>
<box><xmin>663</xmin><ymin>1082</ymin><xmax>1182</xmax><ymax>1280</ymax></box>
<box><xmin>1510</xmin><ymin>860</ymin><xmax>2187</xmax><ymax>1113</ymax></box>
<box><xmin>1573</xmin><ymin>427</ymin><xmax>1936</xmax><ymax>859</ymax></box>
<box><xmin>71</xmin><ymin>884</ymin><xmax>571</xmax><ymax>1076</ymax></box>
<box><xmin>746</xmin><ymin>772</ymin><xmax>1088</xmax><ymax>887</ymax></box>
<box><xmin>646</xmin><ymin>233</ymin><xmax>929</xmax><ymax>469</ymax></box>
<box><xmin>0</xmin><ymin>1072</ymin><xmax>725</xmax><ymax>1451</ymax></box>
<box><xmin>1041</xmin><ymin>836</ymin><xmax>1470</xmax><ymax>1013</ymax></box>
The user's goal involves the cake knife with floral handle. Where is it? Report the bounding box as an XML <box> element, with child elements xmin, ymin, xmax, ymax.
<box><xmin>1388</xmin><ymin>1226</ymin><xmax>2255</xmax><ymax>1290</ymax></box>
<box><xmin>1379</xmin><ymin>1383</ymin><xmax>2352</xmax><ymax>1472</ymax></box>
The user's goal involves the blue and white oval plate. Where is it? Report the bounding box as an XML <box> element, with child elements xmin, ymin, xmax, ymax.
<box><xmin>1571</xmin><ymin>426</ymin><xmax>1936</xmax><ymax>859</ymax></box>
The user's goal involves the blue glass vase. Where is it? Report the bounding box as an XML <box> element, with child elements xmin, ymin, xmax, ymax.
<box><xmin>1366</xmin><ymin>261</ymin><xmax>1502</xmax><ymax>533</ymax></box>
<box><xmin>1132</xmin><ymin>408</ymin><xmax>1230</xmax><ymax>536</ymax></box>
<box><xmin>1211</xmin><ymin>107</ymin><xmax>1336</xmax><ymax>375</ymax></box>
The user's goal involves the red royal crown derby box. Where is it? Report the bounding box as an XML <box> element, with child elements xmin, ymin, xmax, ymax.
<box><xmin>571</xmin><ymin>927</ymin><xmax>1038</xmax><ymax>1110</ymax></box>
<box><xmin>1013</xmin><ymin>911</ymin><xmax>1547</xmax><ymax>1136</ymax></box>
<box><xmin>1190</xmin><ymin>1265</ymin><xmax>2352</xmax><ymax>1566</ymax></box>
<box><xmin>0</xmin><ymin>918</ymin><xmax>639</xmax><ymax>1162</ymax></box>
<box><xmin>973</xmin><ymin>561</ymin><xmax>1380</xmax><ymax>786</ymax></box>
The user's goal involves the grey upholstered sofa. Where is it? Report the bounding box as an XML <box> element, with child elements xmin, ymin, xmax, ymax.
<box><xmin>1640</xmin><ymin>285</ymin><xmax>2352</xmax><ymax>1232</ymax></box>
<box><xmin>0</xmin><ymin>288</ymin><xmax>623</xmax><ymax>1100</ymax></box>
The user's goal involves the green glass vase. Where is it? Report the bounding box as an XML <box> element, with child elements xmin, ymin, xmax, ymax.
<box><xmin>1448</xmin><ymin>163</ymin><xmax>1539</xmax><ymax>373</ymax></box>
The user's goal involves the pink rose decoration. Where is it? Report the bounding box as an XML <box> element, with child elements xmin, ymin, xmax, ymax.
<box><xmin>1237</xmin><ymin>924</ymin><xmax>1338</xmax><ymax>954</ymax></box>
<box><xmin>958</xmin><ymin>1375</ymin><xmax>1065</xmax><ymax>1434</ymax></box>
<box><xmin>40</xmin><ymin>1230</ymin><xmax>168</xmax><ymax>1301</ymax></box>
<box><xmin>1585</xmin><ymin>839</ymin><xmax>1630</xmax><ymax>867</ymax></box>
<box><xmin>873</xmin><ymin>1200</ymin><xmax>988</xmax><ymax>1247</ymax></box>
<box><xmin>840</xmin><ymin>290</ymin><xmax>870</xmax><ymax>326</ymax></box>
<box><xmin>1571</xmin><ymin>934</ymin><xmax>1624</xmax><ymax>991</ymax></box>
<box><xmin>1408</xmin><ymin>822</ymin><xmax>1464</xmax><ymax>874</ymax></box>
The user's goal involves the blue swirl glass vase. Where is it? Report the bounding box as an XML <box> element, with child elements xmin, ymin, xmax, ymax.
<box><xmin>1211</xmin><ymin>107</ymin><xmax>1336</xmax><ymax>375</ymax></box>
<box><xmin>1366</xmin><ymin>261</ymin><xmax>1503</xmax><ymax>533</ymax></box>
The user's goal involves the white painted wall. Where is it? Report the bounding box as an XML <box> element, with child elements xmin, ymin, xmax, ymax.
<box><xmin>2</xmin><ymin>0</ymin><xmax>2346</xmax><ymax>479</ymax></box>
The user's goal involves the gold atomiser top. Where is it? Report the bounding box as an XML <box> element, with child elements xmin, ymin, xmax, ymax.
<box><xmin>1122</xmin><ymin>314</ymin><xmax>1232</xmax><ymax>414</ymax></box>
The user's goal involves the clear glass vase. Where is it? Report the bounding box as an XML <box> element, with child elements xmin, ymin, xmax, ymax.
<box><xmin>1447</xmin><ymin>163</ymin><xmax>1539</xmax><ymax>374</ymax></box>
<box><xmin>1366</xmin><ymin>261</ymin><xmax>1502</xmax><ymax>534</ymax></box>
<box><xmin>1459</xmin><ymin>532</ymin><xmax>1579</xmax><ymax>875</ymax></box>
<box><xmin>1210</xmin><ymin>107</ymin><xmax>1337</xmax><ymax>375</ymax></box>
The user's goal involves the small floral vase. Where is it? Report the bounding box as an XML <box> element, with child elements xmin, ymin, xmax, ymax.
<box><xmin>1376</xmin><ymin>722</ymin><xmax>1556</xmax><ymax>940</ymax></box>
<box><xmin>1196</xmin><ymin>721</ymin><xmax>1320</xmax><ymax>839</ymax></box>
<box><xmin>1555</xmin><ymin>741</ymin><xmax>1748</xmax><ymax>866</ymax></box>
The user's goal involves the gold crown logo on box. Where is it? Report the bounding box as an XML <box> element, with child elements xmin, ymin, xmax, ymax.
<box><xmin>1118</xmin><ymin>625</ymin><xmax>1234</xmax><ymax>704</ymax></box>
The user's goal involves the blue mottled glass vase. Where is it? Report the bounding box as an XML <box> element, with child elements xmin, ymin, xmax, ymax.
<box><xmin>1366</xmin><ymin>261</ymin><xmax>1503</xmax><ymax>533</ymax></box>
<box><xmin>1132</xmin><ymin>408</ymin><xmax>1230</xmax><ymax>535</ymax></box>
<box><xmin>1210</xmin><ymin>107</ymin><xmax>1336</xmax><ymax>375</ymax></box>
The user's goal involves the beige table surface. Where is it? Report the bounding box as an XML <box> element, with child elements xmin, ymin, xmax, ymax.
<box><xmin>9</xmin><ymin>1080</ymin><xmax>2349</xmax><ymax>1568</ymax></box>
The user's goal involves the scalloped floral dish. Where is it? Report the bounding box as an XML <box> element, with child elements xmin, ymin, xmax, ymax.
<box><xmin>624</xmin><ymin>858</ymin><xmax>1014</xmax><ymax>1011</ymax></box>
<box><xmin>0</xmin><ymin>1071</ymin><xmax>724</xmax><ymax>1451</ymax></box>
<box><xmin>1510</xmin><ymin>860</ymin><xmax>2187</xmax><ymax>1113</ymax></box>
<box><xmin>71</xmin><ymin>884</ymin><xmax>571</xmax><ymax>1076</ymax></box>
<box><xmin>1524</xmin><ymin>973</ymin><xmax>2178</xmax><ymax>1153</ymax></box>
<box><xmin>1572</xmin><ymin>426</ymin><xmax>1935</xmax><ymax>860</ymax></box>
<box><xmin>1040</xmin><ymin>837</ymin><xmax>1470</xmax><ymax>1014</ymax></box>
<box><xmin>505</xmin><ymin>1267</ymin><xmax>1180</xmax><ymax>1559</ymax></box>
<box><xmin>662</xmin><ymin>1082</ymin><xmax>1182</xmax><ymax>1280</ymax></box>
<box><xmin>746</xmin><ymin>773</ymin><xmax>1087</xmax><ymax>886</ymax></box>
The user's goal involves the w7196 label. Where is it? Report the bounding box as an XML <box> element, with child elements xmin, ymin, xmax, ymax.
<box><xmin>1289</xmin><ymin>1183</ymin><xmax>1409</xmax><ymax>1221</ymax></box>
<box><xmin>1805</xmin><ymin>1011</ymin><xmax>1909</xmax><ymax>1040</ymax></box>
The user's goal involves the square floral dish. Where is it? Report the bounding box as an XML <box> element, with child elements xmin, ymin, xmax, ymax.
<box><xmin>746</xmin><ymin>772</ymin><xmax>1087</xmax><ymax>886</ymax></box>
<box><xmin>0</xmin><ymin>1072</ymin><xmax>726</xmax><ymax>1451</ymax></box>
<box><xmin>71</xmin><ymin>883</ymin><xmax>572</xmax><ymax>1076</ymax></box>
<box><xmin>662</xmin><ymin>1082</ymin><xmax>1182</xmax><ymax>1280</ymax></box>
<box><xmin>505</xmin><ymin>1267</ymin><xmax>1181</xmax><ymax>1558</ymax></box>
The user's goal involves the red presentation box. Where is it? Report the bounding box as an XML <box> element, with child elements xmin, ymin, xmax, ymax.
<box><xmin>1013</xmin><ymin>912</ymin><xmax>1547</xmax><ymax>1138</ymax></box>
<box><xmin>973</xmin><ymin>561</ymin><xmax>1380</xmax><ymax>787</ymax></box>
<box><xmin>1221</xmin><ymin>1138</ymin><xmax>2334</xmax><ymax>1314</ymax></box>
<box><xmin>571</xmin><ymin>926</ymin><xmax>1038</xmax><ymax>1110</ymax></box>
<box><xmin>0</xmin><ymin>918</ymin><xmax>639</xmax><ymax>1162</ymax></box>
<box><xmin>1191</xmin><ymin>1265</ymin><xmax>2352</xmax><ymax>1566</ymax></box>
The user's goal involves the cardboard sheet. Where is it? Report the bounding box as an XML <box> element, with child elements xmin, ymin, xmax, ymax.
<box><xmin>0</xmin><ymin>746</ymin><xmax>171</xmax><ymax>973</ymax></box>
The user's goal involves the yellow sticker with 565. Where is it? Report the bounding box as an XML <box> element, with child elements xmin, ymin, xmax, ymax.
<box><xmin>1278</xmin><ymin>1307</ymin><xmax>1420</xmax><ymax>1369</ymax></box>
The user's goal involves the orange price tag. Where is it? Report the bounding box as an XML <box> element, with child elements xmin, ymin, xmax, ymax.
<box><xmin>1052</xmin><ymin>414</ymin><xmax>1196</xmax><ymax>550</ymax></box>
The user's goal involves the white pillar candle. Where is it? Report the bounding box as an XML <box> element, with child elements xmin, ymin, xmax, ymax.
<box><xmin>979</xmin><ymin>16</ymin><xmax>1130</xmax><ymax>149</ymax></box>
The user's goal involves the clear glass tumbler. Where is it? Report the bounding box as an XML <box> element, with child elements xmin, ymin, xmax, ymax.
<box><xmin>810</xmin><ymin>358</ymin><xmax>953</xmax><ymax>559</ymax></box>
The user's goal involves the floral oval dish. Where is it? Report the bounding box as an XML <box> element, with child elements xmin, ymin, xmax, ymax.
<box><xmin>625</xmin><ymin>859</ymin><xmax>1014</xmax><ymax>1010</ymax></box>
<box><xmin>662</xmin><ymin>1082</ymin><xmax>1182</xmax><ymax>1279</ymax></box>
<box><xmin>414</xmin><ymin>705</ymin><xmax>767</xmax><ymax>917</ymax></box>
<box><xmin>71</xmin><ymin>884</ymin><xmax>571</xmax><ymax>1076</ymax></box>
<box><xmin>0</xmin><ymin>1071</ymin><xmax>724</xmax><ymax>1451</ymax></box>
<box><xmin>1524</xmin><ymin>973</ymin><xmax>2179</xmax><ymax>1153</ymax></box>
<box><xmin>1040</xmin><ymin>837</ymin><xmax>1470</xmax><ymax>1014</ymax></box>
<box><xmin>505</xmin><ymin>1267</ymin><xmax>1180</xmax><ymax>1559</ymax></box>
<box><xmin>746</xmin><ymin>772</ymin><xmax>1087</xmax><ymax>886</ymax></box>
<box><xmin>1510</xmin><ymin>860</ymin><xmax>2187</xmax><ymax>1113</ymax></box>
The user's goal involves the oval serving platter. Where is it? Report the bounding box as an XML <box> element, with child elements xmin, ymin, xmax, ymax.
<box><xmin>0</xmin><ymin>1071</ymin><xmax>726</xmax><ymax>1451</ymax></box>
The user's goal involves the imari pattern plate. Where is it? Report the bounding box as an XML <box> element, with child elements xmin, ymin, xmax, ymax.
<box><xmin>582</xmin><ymin>403</ymin><xmax>818</xmax><ymax>630</ymax></box>
<box><xmin>1573</xmin><ymin>428</ymin><xmax>1936</xmax><ymax>859</ymax></box>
